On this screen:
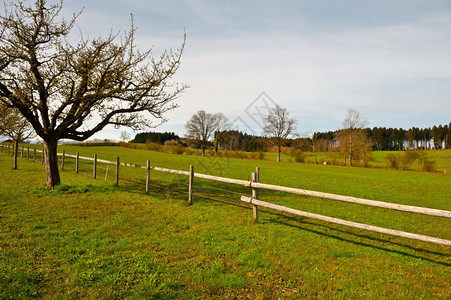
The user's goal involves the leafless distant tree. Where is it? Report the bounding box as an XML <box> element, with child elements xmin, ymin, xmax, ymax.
<box><xmin>120</xmin><ymin>131</ymin><xmax>131</xmax><ymax>142</ymax></box>
<box><xmin>295</xmin><ymin>131</ymin><xmax>324</xmax><ymax>164</ymax></box>
<box><xmin>213</xmin><ymin>112</ymin><xmax>230</xmax><ymax>154</ymax></box>
<box><xmin>0</xmin><ymin>104</ymin><xmax>35</xmax><ymax>169</ymax></box>
<box><xmin>0</xmin><ymin>0</ymin><xmax>187</xmax><ymax>188</ymax></box>
<box><xmin>335</xmin><ymin>108</ymin><xmax>372</xmax><ymax>166</ymax></box>
<box><xmin>185</xmin><ymin>110</ymin><xmax>221</xmax><ymax>156</ymax></box>
<box><xmin>262</xmin><ymin>105</ymin><xmax>297</xmax><ymax>162</ymax></box>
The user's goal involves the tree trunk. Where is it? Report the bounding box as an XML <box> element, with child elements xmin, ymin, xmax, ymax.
<box><xmin>277</xmin><ymin>146</ymin><xmax>281</xmax><ymax>162</ymax></box>
<box><xmin>349</xmin><ymin>152</ymin><xmax>353</xmax><ymax>167</ymax></box>
<box><xmin>13</xmin><ymin>140</ymin><xmax>18</xmax><ymax>170</ymax></box>
<box><xmin>214</xmin><ymin>135</ymin><xmax>219</xmax><ymax>154</ymax></box>
<box><xmin>44</xmin><ymin>139</ymin><xmax>61</xmax><ymax>189</ymax></box>
<box><xmin>201</xmin><ymin>147</ymin><xmax>205</xmax><ymax>157</ymax></box>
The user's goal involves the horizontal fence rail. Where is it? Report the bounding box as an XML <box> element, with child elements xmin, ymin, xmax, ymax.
<box><xmin>194</xmin><ymin>172</ymin><xmax>249</xmax><ymax>186</ymax></box>
<box><xmin>246</xmin><ymin>182</ymin><xmax>451</xmax><ymax>218</ymax></box>
<box><xmin>241</xmin><ymin>196</ymin><xmax>451</xmax><ymax>246</ymax></box>
<box><xmin>3</xmin><ymin>146</ymin><xmax>450</xmax><ymax>246</ymax></box>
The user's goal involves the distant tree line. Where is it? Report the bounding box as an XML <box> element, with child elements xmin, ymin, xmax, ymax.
<box><xmin>215</xmin><ymin>130</ymin><xmax>268</xmax><ymax>152</ymax></box>
<box><xmin>132</xmin><ymin>132</ymin><xmax>180</xmax><ymax>144</ymax></box>
<box><xmin>132</xmin><ymin>123</ymin><xmax>450</xmax><ymax>153</ymax></box>
<box><xmin>216</xmin><ymin>122</ymin><xmax>451</xmax><ymax>153</ymax></box>
<box><xmin>312</xmin><ymin>123</ymin><xmax>451</xmax><ymax>151</ymax></box>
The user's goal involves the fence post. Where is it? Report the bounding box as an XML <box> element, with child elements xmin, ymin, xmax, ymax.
<box><xmin>93</xmin><ymin>154</ymin><xmax>97</xmax><ymax>178</ymax></box>
<box><xmin>41</xmin><ymin>148</ymin><xmax>44</xmax><ymax>164</ymax></box>
<box><xmin>33</xmin><ymin>147</ymin><xmax>36</xmax><ymax>162</ymax></box>
<box><xmin>115</xmin><ymin>157</ymin><xmax>119</xmax><ymax>186</ymax></box>
<box><xmin>27</xmin><ymin>146</ymin><xmax>29</xmax><ymax>159</ymax></box>
<box><xmin>251</xmin><ymin>167</ymin><xmax>260</xmax><ymax>223</ymax></box>
<box><xmin>104</xmin><ymin>165</ymin><xmax>109</xmax><ymax>181</ymax></box>
<box><xmin>146</xmin><ymin>160</ymin><xmax>150</xmax><ymax>193</ymax></box>
<box><xmin>61</xmin><ymin>150</ymin><xmax>65</xmax><ymax>170</ymax></box>
<box><xmin>20</xmin><ymin>146</ymin><xmax>23</xmax><ymax>158</ymax></box>
<box><xmin>188</xmin><ymin>165</ymin><xmax>194</xmax><ymax>205</ymax></box>
<box><xmin>75</xmin><ymin>152</ymin><xmax>79</xmax><ymax>173</ymax></box>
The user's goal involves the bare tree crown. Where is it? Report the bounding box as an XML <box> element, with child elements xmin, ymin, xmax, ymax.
<box><xmin>262</xmin><ymin>105</ymin><xmax>297</xmax><ymax>139</ymax></box>
<box><xmin>0</xmin><ymin>0</ymin><xmax>187</xmax><ymax>188</ymax></box>
<box><xmin>342</xmin><ymin>108</ymin><xmax>368</xmax><ymax>130</ymax></box>
<box><xmin>185</xmin><ymin>110</ymin><xmax>216</xmax><ymax>141</ymax></box>
<box><xmin>262</xmin><ymin>105</ymin><xmax>297</xmax><ymax>162</ymax></box>
<box><xmin>0</xmin><ymin>0</ymin><xmax>187</xmax><ymax>142</ymax></box>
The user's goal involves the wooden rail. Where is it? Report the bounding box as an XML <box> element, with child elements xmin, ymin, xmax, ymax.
<box><xmin>247</xmin><ymin>182</ymin><xmax>451</xmax><ymax>218</ymax></box>
<box><xmin>241</xmin><ymin>196</ymin><xmax>451</xmax><ymax>246</ymax></box>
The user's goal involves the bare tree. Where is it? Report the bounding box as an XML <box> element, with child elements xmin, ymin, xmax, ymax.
<box><xmin>119</xmin><ymin>131</ymin><xmax>131</xmax><ymax>142</ymax></box>
<box><xmin>262</xmin><ymin>105</ymin><xmax>297</xmax><ymax>162</ymax></box>
<box><xmin>0</xmin><ymin>104</ymin><xmax>35</xmax><ymax>169</ymax></box>
<box><xmin>296</xmin><ymin>131</ymin><xmax>324</xmax><ymax>164</ymax></box>
<box><xmin>336</xmin><ymin>108</ymin><xmax>372</xmax><ymax>166</ymax></box>
<box><xmin>185</xmin><ymin>110</ymin><xmax>219</xmax><ymax>156</ymax></box>
<box><xmin>213</xmin><ymin>112</ymin><xmax>230</xmax><ymax>154</ymax></box>
<box><xmin>0</xmin><ymin>0</ymin><xmax>187</xmax><ymax>188</ymax></box>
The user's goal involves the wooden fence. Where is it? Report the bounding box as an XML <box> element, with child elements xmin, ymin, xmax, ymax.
<box><xmin>1</xmin><ymin>144</ymin><xmax>450</xmax><ymax>246</ymax></box>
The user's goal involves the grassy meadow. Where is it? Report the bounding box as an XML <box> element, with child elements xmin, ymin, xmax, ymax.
<box><xmin>0</xmin><ymin>144</ymin><xmax>450</xmax><ymax>298</ymax></box>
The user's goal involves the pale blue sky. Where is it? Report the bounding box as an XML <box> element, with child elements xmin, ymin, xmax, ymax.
<box><xmin>62</xmin><ymin>0</ymin><xmax>451</xmax><ymax>141</ymax></box>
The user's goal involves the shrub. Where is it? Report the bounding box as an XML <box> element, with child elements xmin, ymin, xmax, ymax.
<box><xmin>120</xmin><ymin>142</ymin><xmax>140</xmax><ymax>149</ymax></box>
<box><xmin>399</xmin><ymin>151</ymin><xmax>419</xmax><ymax>170</ymax></box>
<box><xmin>422</xmin><ymin>160</ymin><xmax>437</xmax><ymax>172</ymax></box>
<box><xmin>207</xmin><ymin>149</ymin><xmax>215</xmax><ymax>157</ymax></box>
<box><xmin>164</xmin><ymin>139</ymin><xmax>179</xmax><ymax>147</ymax></box>
<box><xmin>384</xmin><ymin>154</ymin><xmax>399</xmax><ymax>169</ymax></box>
<box><xmin>145</xmin><ymin>142</ymin><xmax>161</xmax><ymax>151</ymax></box>
<box><xmin>384</xmin><ymin>151</ymin><xmax>436</xmax><ymax>172</ymax></box>
<box><xmin>328</xmin><ymin>151</ymin><xmax>340</xmax><ymax>165</ymax></box>
<box><xmin>234</xmin><ymin>151</ymin><xmax>246</xmax><ymax>159</ymax></box>
<box><xmin>293</xmin><ymin>150</ymin><xmax>305</xmax><ymax>163</ymax></box>
<box><xmin>418</xmin><ymin>151</ymin><xmax>437</xmax><ymax>172</ymax></box>
<box><xmin>170</xmin><ymin>145</ymin><xmax>185</xmax><ymax>155</ymax></box>
<box><xmin>184</xmin><ymin>148</ymin><xmax>195</xmax><ymax>156</ymax></box>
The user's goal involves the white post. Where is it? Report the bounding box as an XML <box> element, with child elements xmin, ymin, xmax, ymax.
<box><xmin>104</xmin><ymin>165</ymin><xmax>109</xmax><ymax>182</ymax></box>
<box><xmin>188</xmin><ymin>165</ymin><xmax>194</xmax><ymax>205</ymax></box>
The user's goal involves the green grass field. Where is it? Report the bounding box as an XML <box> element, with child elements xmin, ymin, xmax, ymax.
<box><xmin>1</xmin><ymin>145</ymin><xmax>450</xmax><ymax>298</ymax></box>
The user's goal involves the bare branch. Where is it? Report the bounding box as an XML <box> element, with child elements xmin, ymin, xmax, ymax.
<box><xmin>262</xmin><ymin>105</ymin><xmax>298</xmax><ymax>162</ymax></box>
<box><xmin>0</xmin><ymin>0</ymin><xmax>187</xmax><ymax>187</ymax></box>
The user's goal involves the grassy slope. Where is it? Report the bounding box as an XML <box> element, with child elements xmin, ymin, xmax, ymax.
<box><xmin>0</xmin><ymin>146</ymin><xmax>450</xmax><ymax>299</ymax></box>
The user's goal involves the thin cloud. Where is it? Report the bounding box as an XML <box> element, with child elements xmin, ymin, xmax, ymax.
<box><xmin>62</xmin><ymin>1</ymin><xmax>451</xmax><ymax>139</ymax></box>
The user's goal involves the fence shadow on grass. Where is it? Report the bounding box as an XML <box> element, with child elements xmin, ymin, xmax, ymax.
<box><xmin>106</xmin><ymin>177</ymin><xmax>451</xmax><ymax>266</ymax></box>
<box><xmin>266</xmin><ymin>212</ymin><xmax>451</xmax><ymax>267</ymax></box>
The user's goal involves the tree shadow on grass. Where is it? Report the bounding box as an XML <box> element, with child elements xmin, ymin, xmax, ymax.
<box><xmin>263</xmin><ymin>210</ymin><xmax>451</xmax><ymax>267</ymax></box>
